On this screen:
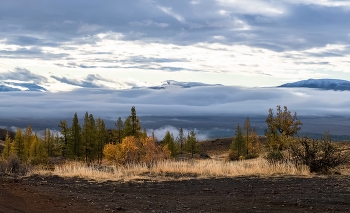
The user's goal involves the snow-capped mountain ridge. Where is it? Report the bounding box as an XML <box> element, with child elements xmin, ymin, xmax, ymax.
<box><xmin>279</xmin><ymin>78</ymin><xmax>350</xmax><ymax>91</ymax></box>
<box><xmin>135</xmin><ymin>80</ymin><xmax>222</xmax><ymax>90</ymax></box>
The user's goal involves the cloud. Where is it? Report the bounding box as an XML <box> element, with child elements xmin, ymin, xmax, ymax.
<box><xmin>157</xmin><ymin>6</ymin><xmax>185</xmax><ymax>23</ymax></box>
<box><xmin>77</xmin><ymin>24</ymin><xmax>103</xmax><ymax>34</ymax></box>
<box><xmin>0</xmin><ymin>68</ymin><xmax>48</xmax><ymax>83</ymax></box>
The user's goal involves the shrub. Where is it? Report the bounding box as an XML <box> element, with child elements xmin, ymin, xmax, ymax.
<box><xmin>289</xmin><ymin>133</ymin><xmax>348</xmax><ymax>173</ymax></box>
<box><xmin>265</xmin><ymin>150</ymin><xmax>284</xmax><ymax>164</ymax></box>
<box><xmin>7</xmin><ymin>154</ymin><xmax>21</xmax><ymax>173</ymax></box>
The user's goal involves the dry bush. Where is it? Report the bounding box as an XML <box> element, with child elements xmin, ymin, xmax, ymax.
<box><xmin>31</xmin><ymin>158</ymin><xmax>310</xmax><ymax>182</ymax></box>
<box><xmin>289</xmin><ymin>136</ymin><xmax>348</xmax><ymax>173</ymax></box>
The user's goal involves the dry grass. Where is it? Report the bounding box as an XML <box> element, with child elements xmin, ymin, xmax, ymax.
<box><xmin>31</xmin><ymin>158</ymin><xmax>311</xmax><ymax>182</ymax></box>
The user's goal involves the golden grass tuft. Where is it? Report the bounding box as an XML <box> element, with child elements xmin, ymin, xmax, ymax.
<box><xmin>31</xmin><ymin>158</ymin><xmax>311</xmax><ymax>182</ymax></box>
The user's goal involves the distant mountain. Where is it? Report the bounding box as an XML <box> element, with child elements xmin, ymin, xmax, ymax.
<box><xmin>0</xmin><ymin>81</ymin><xmax>48</xmax><ymax>92</ymax></box>
<box><xmin>279</xmin><ymin>79</ymin><xmax>350</xmax><ymax>91</ymax></box>
<box><xmin>135</xmin><ymin>80</ymin><xmax>222</xmax><ymax>90</ymax></box>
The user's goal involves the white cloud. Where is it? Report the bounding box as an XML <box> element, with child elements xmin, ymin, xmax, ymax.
<box><xmin>283</xmin><ymin>0</ymin><xmax>350</xmax><ymax>7</ymax></box>
<box><xmin>157</xmin><ymin>6</ymin><xmax>185</xmax><ymax>23</ymax></box>
<box><xmin>216</xmin><ymin>0</ymin><xmax>285</xmax><ymax>16</ymax></box>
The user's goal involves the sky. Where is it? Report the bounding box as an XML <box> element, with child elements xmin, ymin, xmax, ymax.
<box><xmin>1</xmin><ymin>0</ymin><xmax>350</xmax><ymax>91</ymax></box>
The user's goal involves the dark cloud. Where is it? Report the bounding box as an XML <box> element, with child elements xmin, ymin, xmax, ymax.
<box><xmin>0</xmin><ymin>68</ymin><xmax>48</xmax><ymax>83</ymax></box>
<box><xmin>0</xmin><ymin>0</ymin><xmax>348</xmax><ymax>52</ymax></box>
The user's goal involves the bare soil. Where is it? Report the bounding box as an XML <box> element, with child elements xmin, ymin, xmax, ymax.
<box><xmin>1</xmin><ymin>173</ymin><xmax>350</xmax><ymax>213</ymax></box>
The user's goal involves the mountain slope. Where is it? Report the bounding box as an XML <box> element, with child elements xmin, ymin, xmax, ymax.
<box><xmin>279</xmin><ymin>79</ymin><xmax>350</xmax><ymax>91</ymax></box>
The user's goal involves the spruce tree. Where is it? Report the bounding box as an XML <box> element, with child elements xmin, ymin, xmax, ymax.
<box><xmin>96</xmin><ymin>118</ymin><xmax>108</xmax><ymax>164</ymax></box>
<box><xmin>82</xmin><ymin>112</ymin><xmax>97</xmax><ymax>162</ymax></box>
<box><xmin>186</xmin><ymin>130</ymin><xmax>198</xmax><ymax>158</ymax></box>
<box><xmin>70</xmin><ymin>113</ymin><xmax>82</xmax><ymax>160</ymax></box>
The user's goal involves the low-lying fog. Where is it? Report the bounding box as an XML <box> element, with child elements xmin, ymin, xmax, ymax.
<box><xmin>1</xmin><ymin>86</ymin><xmax>350</xmax><ymax>140</ymax></box>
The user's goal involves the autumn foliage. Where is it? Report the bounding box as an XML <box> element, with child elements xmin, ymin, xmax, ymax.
<box><xmin>103</xmin><ymin>136</ymin><xmax>170</xmax><ymax>164</ymax></box>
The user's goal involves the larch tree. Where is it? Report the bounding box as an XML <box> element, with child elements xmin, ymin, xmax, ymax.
<box><xmin>115</xmin><ymin>117</ymin><xmax>124</xmax><ymax>144</ymax></box>
<box><xmin>162</xmin><ymin>131</ymin><xmax>177</xmax><ymax>157</ymax></box>
<box><xmin>43</xmin><ymin>128</ymin><xmax>55</xmax><ymax>157</ymax></box>
<box><xmin>29</xmin><ymin>133</ymin><xmax>47</xmax><ymax>164</ymax></box>
<box><xmin>244</xmin><ymin>117</ymin><xmax>251</xmax><ymax>156</ymax></box>
<box><xmin>58</xmin><ymin>120</ymin><xmax>69</xmax><ymax>145</ymax></box>
<box><xmin>265</xmin><ymin>105</ymin><xmax>302</xmax><ymax>151</ymax></box>
<box><xmin>229</xmin><ymin>124</ymin><xmax>246</xmax><ymax>160</ymax></box>
<box><xmin>124</xmin><ymin>107</ymin><xmax>142</xmax><ymax>138</ymax></box>
<box><xmin>1</xmin><ymin>132</ymin><xmax>12</xmax><ymax>160</ymax></box>
<box><xmin>186</xmin><ymin>130</ymin><xmax>198</xmax><ymax>158</ymax></box>
<box><xmin>23</xmin><ymin>125</ymin><xmax>33</xmax><ymax>162</ymax></box>
<box><xmin>176</xmin><ymin>128</ymin><xmax>186</xmax><ymax>153</ymax></box>
<box><xmin>12</xmin><ymin>128</ymin><xmax>25</xmax><ymax>162</ymax></box>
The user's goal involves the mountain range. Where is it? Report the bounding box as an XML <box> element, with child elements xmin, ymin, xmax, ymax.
<box><xmin>279</xmin><ymin>79</ymin><xmax>350</xmax><ymax>91</ymax></box>
<box><xmin>1</xmin><ymin>78</ymin><xmax>350</xmax><ymax>92</ymax></box>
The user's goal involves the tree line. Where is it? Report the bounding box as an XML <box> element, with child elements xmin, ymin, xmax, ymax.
<box><xmin>1</xmin><ymin>106</ymin><xmax>200</xmax><ymax>164</ymax></box>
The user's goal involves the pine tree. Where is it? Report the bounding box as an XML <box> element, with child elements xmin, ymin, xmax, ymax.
<box><xmin>1</xmin><ymin>132</ymin><xmax>12</xmax><ymax>160</ymax></box>
<box><xmin>162</xmin><ymin>131</ymin><xmax>177</xmax><ymax>157</ymax></box>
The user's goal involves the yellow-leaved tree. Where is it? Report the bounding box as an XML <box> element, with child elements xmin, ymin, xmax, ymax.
<box><xmin>103</xmin><ymin>136</ymin><xmax>170</xmax><ymax>164</ymax></box>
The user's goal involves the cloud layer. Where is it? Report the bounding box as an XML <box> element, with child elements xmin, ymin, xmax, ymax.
<box><xmin>0</xmin><ymin>86</ymin><xmax>349</xmax><ymax>120</ymax></box>
<box><xmin>0</xmin><ymin>0</ymin><xmax>350</xmax><ymax>87</ymax></box>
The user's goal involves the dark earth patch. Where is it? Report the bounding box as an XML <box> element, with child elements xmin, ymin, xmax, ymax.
<box><xmin>1</xmin><ymin>174</ymin><xmax>350</xmax><ymax>212</ymax></box>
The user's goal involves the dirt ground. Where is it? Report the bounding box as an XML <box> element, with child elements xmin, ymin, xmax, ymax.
<box><xmin>1</xmin><ymin>174</ymin><xmax>350</xmax><ymax>213</ymax></box>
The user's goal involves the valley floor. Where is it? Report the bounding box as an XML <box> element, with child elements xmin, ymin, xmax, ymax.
<box><xmin>1</xmin><ymin>174</ymin><xmax>350</xmax><ymax>213</ymax></box>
